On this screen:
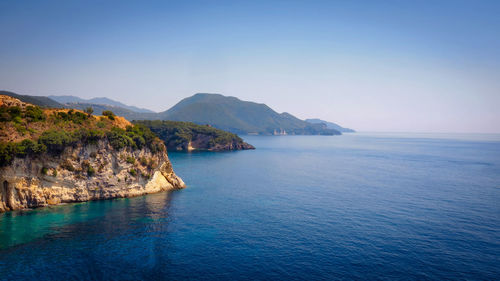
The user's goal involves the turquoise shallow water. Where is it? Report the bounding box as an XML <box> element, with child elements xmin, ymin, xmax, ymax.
<box><xmin>0</xmin><ymin>133</ymin><xmax>499</xmax><ymax>280</ymax></box>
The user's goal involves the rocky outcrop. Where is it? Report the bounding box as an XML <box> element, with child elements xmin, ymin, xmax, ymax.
<box><xmin>204</xmin><ymin>139</ymin><xmax>255</xmax><ymax>151</ymax></box>
<box><xmin>0</xmin><ymin>139</ymin><xmax>185</xmax><ymax>212</ymax></box>
<box><xmin>167</xmin><ymin>133</ymin><xmax>255</xmax><ymax>152</ymax></box>
<box><xmin>133</xmin><ymin>120</ymin><xmax>255</xmax><ymax>152</ymax></box>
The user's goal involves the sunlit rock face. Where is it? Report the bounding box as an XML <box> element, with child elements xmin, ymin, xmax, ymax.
<box><xmin>0</xmin><ymin>139</ymin><xmax>185</xmax><ymax>212</ymax></box>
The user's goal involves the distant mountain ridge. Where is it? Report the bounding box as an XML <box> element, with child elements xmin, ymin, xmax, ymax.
<box><xmin>63</xmin><ymin>102</ymin><xmax>157</xmax><ymax>120</ymax></box>
<box><xmin>156</xmin><ymin>93</ymin><xmax>340</xmax><ymax>135</ymax></box>
<box><xmin>49</xmin><ymin>95</ymin><xmax>155</xmax><ymax>113</ymax></box>
<box><xmin>1</xmin><ymin>90</ymin><xmax>354</xmax><ymax>136</ymax></box>
<box><xmin>0</xmin><ymin>91</ymin><xmax>64</xmax><ymax>108</ymax></box>
<box><xmin>305</xmin><ymin>118</ymin><xmax>355</xmax><ymax>133</ymax></box>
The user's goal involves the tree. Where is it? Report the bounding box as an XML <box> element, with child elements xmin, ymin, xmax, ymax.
<box><xmin>102</xmin><ymin>110</ymin><xmax>115</xmax><ymax>120</ymax></box>
<box><xmin>84</xmin><ymin>107</ymin><xmax>94</xmax><ymax>117</ymax></box>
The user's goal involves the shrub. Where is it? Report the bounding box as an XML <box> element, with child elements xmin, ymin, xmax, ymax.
<box><xmin>52</xmin><ymin>170</ymin><xmax>57</xmax><ymax>177</ymax></box>
<box><xmin>104</xmin><ymin>125</ymin><xmax>161</xmax><ymax>151</ymax></box>
<box><xmin>72</xmin><ymin>111</ymin><xmax>88</xmax><ymax>123</ymax></box>
<box><xmin>0</xmin><ymin>107</ymin><xmax>11</xmax><ymax>122</ymax></box>
<box><xmin>13</xmin><ymin>123</ymin><xmax>27</xmax><ymax>135</ymax></box>
<box><xmin>129</xmin><ymin>168</ymin><xmax>137</xmax><ymax>177</ymax></box>
<box><xmin>106</xmin><ymin>128</ymin><xmax>135</xmax><ymax>149</ymax></box>
<box><xmin>12</xmin><ymin>116</ymin><xmax>22</xmax><ymax>124</ymax></box>
<box><xmin>0</xmin><ymin>142</ymin><xmax>17</xmax><ymax>166</ymax></box>
<box><xmin>87</xmin><ymin>166</ymin><xmax>95</xmax><ymax>177</ymax></box>
<box><xmin>16</xmin><ymin>139</ymin><xmax>46</xmax><ymax>157</ymax></box>
<box><xmin>7</xmin><ymin>106</ymin><xmax>22</xmax><ymax>119</ymax></box>
<box><xmin>73</xmin><ymin>128</ymin><xmax>104</xmax><ymax>144</ymax></box>
<box><xmin>126</xmin><ymin>156</ymin><xmax>135</xmax><ymax>164</ymax></box>
<box><xmin>38</xmin><ymin>130</ymin><xmax>76</xmax><ymax>153</ymax></box>
<box><xmin>60</xmin><ymin>159</ymin><xmax>75</xmax><ymax>171</ymax></box>
<box><xmin>0</xmin><ymin>139</ymin><xmax>47</xmax><ymax>167</ymax></box>
<box><xmin>56</xmin><ymin>111</ymin><xmax>69</xmax><ymax>121</ymax></box>
<box><xmin>131</xmin><ymin>135</ymin><xmax>145</xmax><ymax>149</ymax></box>
<box><xmin>55</xmin><ymin>110</ymin><xmax>88</xmax><ymax>124</ymax></box>
<box><xmin>41</xmin><ymin>167</ymin><xmax>48</xmax><ymax>175</ymax></box>
<box><xmin>25</xmin><ymin>106</ymin><xmax>45</xmax><ymax>121</ymax></box>
<box><xmin>139</xmin><ymin>156</ymin><xmax>148</xmax><ymax>166</ymax></box>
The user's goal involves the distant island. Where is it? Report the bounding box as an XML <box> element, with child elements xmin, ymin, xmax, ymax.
<box><xmin>134</xmin><ymin>120</ymin><xmax>255</xmax><ymax>151</ymax></box>
<box><xmin>1</xmin><ymin>90</ymin><xmax>355</xmax><ymax>136</ymax></box>
<box><xmin>0</xmin><ymin>95</ymin><xmax>185</xmax><ymax>212</ymax></box>
<box><xmin>305</xmin><ymin>119</ymin><xmax>355</xmax><ymax>133</ymax></box>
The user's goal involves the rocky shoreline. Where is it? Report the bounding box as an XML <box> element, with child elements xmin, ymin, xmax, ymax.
<box><xmin>0</xmin><ymin>139</ymin><xmax>185</xmax><ymax>212</ymax></box>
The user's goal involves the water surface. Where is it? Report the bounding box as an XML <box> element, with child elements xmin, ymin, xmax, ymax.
<box><xmin>1</xmin><ymin>133</ymin><xmax>499</xmax><ymax>280</ymax></box>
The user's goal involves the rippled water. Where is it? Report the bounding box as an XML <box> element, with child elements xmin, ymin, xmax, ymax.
<box><xmin>1</xmin><ymin>133</ymin><xmax>499</xmax><ymax>280</ymax></box>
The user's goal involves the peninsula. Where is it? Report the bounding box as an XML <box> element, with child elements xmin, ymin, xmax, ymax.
<box><xmin>134</xmin><ymin>120</ymin><xmax>255</xmax><ymax>151</ymax></box>
<box><xmin>0</xmin><ymin>95</ymin><xmax>185</xmax><ymax>212</ymax></box>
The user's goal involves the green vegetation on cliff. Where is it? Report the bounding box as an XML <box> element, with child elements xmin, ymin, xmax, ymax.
<box><xmin>106</xmin><ymin>125</ymin><xmax>163</xmax><ymax>152</ymax></box>
<box><xmin>0</xmin><ymin>99</ymin><xmax>164</xmax><ymax>166</ymax></box>
<box><xmin>134</xmin><ymin>120</ymin><xmax>254</xmax><ymax>151</ymax></box>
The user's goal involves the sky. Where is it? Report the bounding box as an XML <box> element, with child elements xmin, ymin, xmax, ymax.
<box><xmin>0</xmin><ymin>0</ymin><xmax>499</xmax><ymax>133</ymax></box>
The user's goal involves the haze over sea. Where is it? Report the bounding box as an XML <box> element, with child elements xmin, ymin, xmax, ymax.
<box><xmin>1</xmin><ymin>133</ymin><xmax>499</xmax><ymax>280</ymax></box>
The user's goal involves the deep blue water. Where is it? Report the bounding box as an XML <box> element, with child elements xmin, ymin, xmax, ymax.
<box><xmin>1</xmin><ymin>133</ymin><xmax>499</xmax><ymax>280</ymax></box>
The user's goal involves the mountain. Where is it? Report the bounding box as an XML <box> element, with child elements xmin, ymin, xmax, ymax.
<box><xmin>157</xmin><ymin>93</ymin><xmax>340</xmax><ymax>135</ymax></box>
<box><xmin>3</xmin><ymin>91</ymin><xmax>345</xmax><ymax>136</ymax></box>
<box><xmin>305</xmin><ymin>118</ymin><xmax>355</xmax><ymax>133</ymax></box>
<box><xmin>0</xmin><ymin>90</ymin><xmax>64</xmax><ymax>108</ymax></box>
<box><xmin>64</xmin><ymin>102</ymin><xmax>157</xmax><ymax>120</ymax></box>
<box><xmin>49</xmin><ymin>95</ymin><xmax>155</xmax><ymax>113</ymax></box>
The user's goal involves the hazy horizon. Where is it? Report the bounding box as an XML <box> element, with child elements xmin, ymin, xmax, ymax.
<box><xmin>1</xmin><ymin>0</ymin><xmax>499</xmax><ymax>133</ymax></box>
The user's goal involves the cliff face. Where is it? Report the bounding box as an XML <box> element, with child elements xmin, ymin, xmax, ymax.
<box><xmin>0</xmin><ymin>139</ymin><xmax>185</xmax><ymax>212</ymax></box>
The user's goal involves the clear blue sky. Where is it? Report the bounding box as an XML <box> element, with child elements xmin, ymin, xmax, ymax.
<box><xmin>1</xmin><ymin>0</ymin><xmax>499</xmax><ymax>133</ymax></box>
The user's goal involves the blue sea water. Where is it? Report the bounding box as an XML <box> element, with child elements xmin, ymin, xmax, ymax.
<box><xmin>1</xmin><ymin>133</ymin><xmax>499</xmax><ymax>280</ymax></box>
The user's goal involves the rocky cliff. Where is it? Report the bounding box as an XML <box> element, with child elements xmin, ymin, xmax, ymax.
<box><xmin>0</xmin><ymin>95</ymin><xmax>185</xmax><ymax>212</ymax></box>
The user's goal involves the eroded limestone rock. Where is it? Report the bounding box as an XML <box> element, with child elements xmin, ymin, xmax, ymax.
<box><xmin>0</xmin><ymin>140</ymin><xmax>185</xmax><ymax>212</ymax></box>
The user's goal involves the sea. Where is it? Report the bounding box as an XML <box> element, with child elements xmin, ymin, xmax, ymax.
<box><xmin>1</xmin><ymin>133</ymin><xmax>499</xmax><ymax>280</ymax></box>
